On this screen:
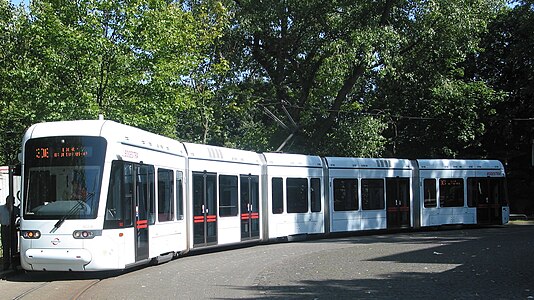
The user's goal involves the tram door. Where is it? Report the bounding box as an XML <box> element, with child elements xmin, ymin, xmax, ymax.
<box><xmin>240</xmin><ymin>175</ymin><xmax>260</xmax><ymax>241</ymax></box>
<box><xmin>469</xmin><ymin>178</ymin><xmax>505</xmax><ymax>225</ymax></box>
<box><xmin>134</xmin><ymin>165</ymin><xmax>153</xmax><ymax>262</ymax></box>
<box><xmin>386</xmin><ymin>178</ymin><xmax>411</xmax><ymax>229</ymax></box>
<box><xmin>193</xmin><ymin>172</ymin><xmax>218</xmax><ymax>247</ymax></box>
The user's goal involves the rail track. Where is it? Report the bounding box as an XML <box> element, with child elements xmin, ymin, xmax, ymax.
<box><xmin>0</xmin><ymin>271</ymin><xmax>111</xmax><ymax>300</ymax></box>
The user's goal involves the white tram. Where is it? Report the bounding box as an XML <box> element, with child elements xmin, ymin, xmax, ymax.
<box><xmin>325</xmin><ymin>157</ymin><xmax>414</xmax><ymax>232</ymax></box>
<box><xmin>415</xmin><ymin>159</ymin><xmax>509</xmax><ymax>227</ymax></box>
<box><xmin>262</xmin><ymin>153</ymin><xmax>325</xmax><ymax>240</ymax></box>
<box><xmin>18</xmin><ymin>120</ymin><xmax>510</xmax><ymax>271</ymax></box>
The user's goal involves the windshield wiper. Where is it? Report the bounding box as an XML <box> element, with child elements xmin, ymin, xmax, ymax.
<box><xmin>50</xmin><ymin>193</ymin><xmax>93</xmax><ymax>233</ymax></box>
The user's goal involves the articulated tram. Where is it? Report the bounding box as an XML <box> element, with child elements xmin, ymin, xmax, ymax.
<box><xmin>19</xmin><ymin>120</ymin><xmax>509</xmax><ymax>271</ymax></box>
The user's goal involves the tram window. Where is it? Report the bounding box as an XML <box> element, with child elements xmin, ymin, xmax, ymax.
<box><xmin>467</xmin><ymin>178</ymin><xmax>478</xmax><ymax>207</ymax></box>
<box><xmin>157</xmin><ymin>169</ymin><xmax>174</xmax><ymax>222</ymax></box>
<box><xmin>137</xmin><ymin>165</ymin><xmax>156</xmax><ymax>225</ymax></box>
<box><xmin>311</xmin><ymin>178</ymin><xmax>321</xmax><ymax>212</ymax></box>
<box><xmin>362</xmin><ymin>179</ymin><xmax>385</xmax><ymax>210</ymax></box>
<box><xmin>148</xmin><ymin>166</ymin><xmax>156</xmax><ymax>224</ymax></box>
<box><xmin>241</xmin><ymin>174</ymin><xmax>259</xmax><ymax>214</ymax></box>
<box><xmin>439</xmin><ymin>178</ymin><xmax>464</xmax><ymax>207</ymax></box>
<box><xmin>333</xmin><ymin>178</ymin><xmax>358</xmax><ymax>211</ymax></box>
<box><xmin>423</xmin><ymin>179</ymin><xmax>437</xmax><ymax>208</ymax></box>
<box><xmin>495</xmin><ymin>178</ymin><xmax>508</xmax><ymax>206</ymax></box>
<box><xmin>104</xmin><ymin>161</ymin><xmax>133</xmax><ymax>229</ymax></box>
<box><xmin>219</xmin><ymin>175</ymin><xmax>238</xmax><ymax>217</ymax></box>
<box><xmin>193</xmin><ymin>172</ymin><xmax>218</xmax><ymax>214</ymax></box>
<box><xmin>272</xmin><ymin>177</ymin><xmax>284</xmax><ymax>214</ymax></box>
<box><xmin>176</xmin><ymin>171</ymin><xmax>184</xmax><ymax>220</ymax></box>
<box><xmin>26</xmin><ymin>170</ymin><xmax>56</xmax><ymax>212</ymax></box>
<box><xmin>467</xmin><ymin>177</ymin><xmax>507</xmax><ymax>207</ymax></box>
<box><xmin>287</xmin><ymin>178</ymin><xmax>308</xmax><ymax>213</ymax></box>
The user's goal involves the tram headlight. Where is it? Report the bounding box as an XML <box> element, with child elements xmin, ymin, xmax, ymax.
<box><xmin>72</xmin><ymin>230</ymin><xmax>100</xmax><ymax>239</ymax></box>
<box><xmin>21</xmin><ymin>230</ymin><xmax>41</xmax><ymax>239</ymax></box>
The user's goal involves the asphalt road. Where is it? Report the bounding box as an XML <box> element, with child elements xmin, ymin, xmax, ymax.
<box><xmin>1</xmin><ymin>224</ymin><xmax>533</xmax><ymax>299</ymax></box>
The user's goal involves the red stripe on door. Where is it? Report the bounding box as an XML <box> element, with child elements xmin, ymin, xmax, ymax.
<box><xmin>136</xmin><ymin>219</ymin><xmax>148</xmax><ymax>229</ymax></box>
<box><xmin>241</xmin><ymin>213</ymin><xmax>260</xmax><ymax>220</ymax></box>
<box><xmin>387</xmin><ymin>208</ymin><xmax>410</xmax><ymax>212</ymax></box>
<box><xmin>194</xmin><ymin>215</ymin><xmax>218</xmax><ymax>223</ymax></box>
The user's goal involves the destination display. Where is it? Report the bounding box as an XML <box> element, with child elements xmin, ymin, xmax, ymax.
<box><xmin>33</xmin><ymin>146</ymin><xmax>93</xmax><ymax>160</ymax></box>
<box><xmin>25</xmin><ymin>136</ymin><xmax>106</xmax><ymax>166</ymax></box>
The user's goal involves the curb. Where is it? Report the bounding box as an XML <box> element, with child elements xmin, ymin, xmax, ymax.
<box><xmin>508</xmin><ymin>220</ymin><xmax>534</xmax><ymax>226</ymax></box>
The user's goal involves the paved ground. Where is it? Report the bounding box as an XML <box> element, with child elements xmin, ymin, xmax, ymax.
<box><xmin>1</xmin><ymin>223</ymin><xmax>533</xmax><ymax>299</ymax></box>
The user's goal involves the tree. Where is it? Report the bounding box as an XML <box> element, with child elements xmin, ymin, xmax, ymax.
<box><xmin>0</xmin><ymin>0</ymin><xmax>228</xmax><ymax>164</ymax></box>
<box><xmin>212</xmin><ymin>0</ymin><xmax>505</xmax><ymax>156</ymax></box>
<box><xmin>202</xmin><ymin>0</ymin><xmax>393</xmax><ymax>154</ymax></box>
<box><xmin>371</xmin><ymin>0</ymin><xmax>507</xmax><ymax>158</ymax></box>
<box><xmin>473</xmin><ymin>0</ymin><xmax>534</xmax><ymax>159</ymax></box>
<box><xmin>468</xmin><ymin>1</ymin><xmax>534</xmax><ymax>214</ymax></box>
<box><xmin>0</xmin><ymin>0</ymin><xmax>30</xmax><ymax>165</ymax></box>
<box><xmin>175</xmin><ymin>0</ymin><xmax>231</xmax><ymax>145</ymax></box>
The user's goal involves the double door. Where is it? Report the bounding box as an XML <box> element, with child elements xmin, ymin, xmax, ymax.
<box><xmin>193</xmin><ymin>172</ymin><xmax>218</xmax><ymax>246</ymax></box>
<box><xmin>240</xmin><ymin>175</ymin><xmax>260</xmax><ymax>241</ymax></box>
<box><xmin>469</xmin><ymin>178</ymin><xmax>506</xmax><ymax>225</ymax></box>
<box><xmin>192</xmin><ymin>172</ymin><xmax>260</xmax><ymax>247</ymax></box>
<box><xmin>386</xmin><ymin>178</ymin><xmax>411</xmax><ymax>229</ymax></box>
<box><xmin>107</xmin><ymin>162</ymin><xmax>153</xmax><ymax>263</ymax></box>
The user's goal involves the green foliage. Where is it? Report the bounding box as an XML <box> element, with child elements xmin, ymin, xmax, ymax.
<box><xmin>321</xmin><ymin>115</ymin><xmax>387</xmax><ymax>157</ymax></box>
<box><xmin>0</xmin><ymin>0</ymin><xmax>525</xmax><ymax>164</ymax></box>
<box><xmin>0</xmin><ymin>0</ymin><xmax>228</xmax><ymax>164</ymax></box>
<box><xmin>210</xmin><ymin>0</ymin><xmax>507</xmax><ymax>157</ymax></box>
<box><xmin>469</xmin><ymin>1</ymin><xmax>534</xmax><ymax>159</ymax></box>
<box><xmin>369</xmin><ymin>0</ymin><xmax>506</xmax><ymax>158</ymax></box>
<box><xmin>463</xmin><ymin>1</ymin><xmax>534</xmax><ymax>214</ymax></box>
<box><xmin>210</xmin><ymin>0</ymin><xmax>395</xmax><ymax>155</ymax></box>
<box><xmin>0</xmin><ymin>0</ymin><xmax>30</xmax><ymax>165</ymax></box>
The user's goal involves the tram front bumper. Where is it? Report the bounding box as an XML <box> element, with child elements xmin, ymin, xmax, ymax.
<box><xmin>23</xmin><ymin>248</ymin><xmax>92</xmax><ymax>271</ymax></box>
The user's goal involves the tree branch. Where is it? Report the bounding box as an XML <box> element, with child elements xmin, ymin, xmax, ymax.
<box><xmin>380</xmin><ymin>0</ymin><xmax>396</xmax><ymax>26</ymax></box>
<box><xmin>311</xmin><ymin>64</ymin><xmax>365</xmax><ymax>144</ymax></box>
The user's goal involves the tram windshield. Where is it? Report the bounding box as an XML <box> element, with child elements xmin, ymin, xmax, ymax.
<box><xmin>23</xmin><ymin>136</ymin><xmax>107</xmax><ymax>220</ymax></box>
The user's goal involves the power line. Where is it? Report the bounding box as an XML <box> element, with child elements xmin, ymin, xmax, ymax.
<box><xmin>259</xmin><ymin>102</ymin><xmax>443</xmax><ymax>121</ymax></box>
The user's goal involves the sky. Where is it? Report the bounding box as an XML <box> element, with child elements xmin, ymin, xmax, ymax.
<box><xmin>10</xmin><ymin>0</ymin><xmax>29</xmax><ymax>6</ymax></box>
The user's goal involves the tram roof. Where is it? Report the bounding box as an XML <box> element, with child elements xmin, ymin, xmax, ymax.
<box><xmin>183</xmin><ymin>142</ymin><xmax>262</xmax><ymax>164</ymax></box>
<box><xmin>262</xmin><ymin>153</ymin><xmax>323</xmax><ymax>168</ymax></box>
<box><xmin>416</xmin><ymin>159</ymin><xmax>504</xmax><ymax>170</ymax></box>
<box><xmin>24</xmin><ymin>120</ymin><xmax>187</xmax><ymax>157</ymax></box>
<box><xmin>325</xmin><ymin>157</ymin><xmax>413</xmax><ymax>169</ymax></box>
<box><xmin>25</xmin><ymin>120</ymin><xmax>110</xmax><ymax>139</ymax></box>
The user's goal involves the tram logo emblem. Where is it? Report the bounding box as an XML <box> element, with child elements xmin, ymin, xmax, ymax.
<box><xmin>51</xmin><ymin>238</ymin><xmax>60</xmax><ymax>246</ymax></box>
